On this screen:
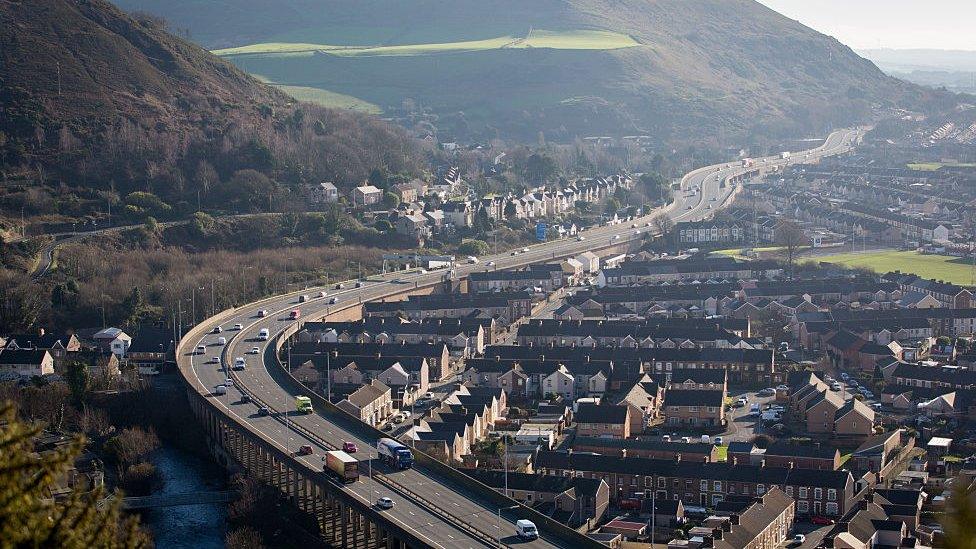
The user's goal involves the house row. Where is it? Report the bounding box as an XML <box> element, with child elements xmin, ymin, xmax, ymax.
<box><xmin>882</xmin><ymin>271</ymin><xmax>974</xmax><ymax>309</ymax></box>
<box><xmin>296</xmin><ymin>317</ymin><xmax>491</xmax><ymax>357</ymax></box>
<box><xmin>363</xmin><ymin>291</ymin><xmax>535</xmax><ymax>326</ymax></box>
<box><xmin>289</xmin><ymin>340</ymin><xmax>452</xmax><ymax>382</ymax></box>
<box><xmin>533</xmin><ymin>450</ymin><xmax>862</xmax><ymax>517</ymax></box>
<box><xmin>788</xmin><ymin>373</ymin><xmax>876</xmax><ymax>438</ymax></box>
<box><xmin>598</xmin><ymin>257</ymin><xmax>783</xmax><ymax>286</ymax></box>
<box><xmin>405</xmin><ymin>386</ymin><xmax>505</xmax><ymax>462</ymax></box>
<box><xmin>468</xmin><ymin>261</ymin><xmax>583</xmax><ymax>293</ymax></box>
<box><xmin>514</xmin><ymin>319</ymin><xmax>750</xmax><ymax>349</ymax></box>
<box><xmin>481</xmin><ymin>344</ymin><xmax>781</xmax><ymax>387</ymax></box>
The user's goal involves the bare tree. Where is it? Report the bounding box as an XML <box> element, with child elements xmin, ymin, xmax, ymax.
<box><xmin>774</xmin><ymin>220</ymin><xmax>807</xmax><ymax>278</ymax></box>
<box><xmin>652</xmin><ymin>213</ymin><xmax>674</xmax><ymax>236</ymax></box>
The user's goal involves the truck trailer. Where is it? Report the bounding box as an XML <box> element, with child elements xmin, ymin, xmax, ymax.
<box><xmin>377</xmin><ymin>438</ymin><xmax>414</xmax><ymax>469</ymax></box>
<box><xmin>324</xmin><ymin>450</ymin><xmax>359</xmax><ymax>483</ymax></box>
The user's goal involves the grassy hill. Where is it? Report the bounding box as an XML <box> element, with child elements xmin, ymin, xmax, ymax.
<box><xmin>113</xmin><ymin>0</ymin><xmax>940</xmax><ymax>143</ymax></box>
<box><xmin>0</xmin><ymin>0</ymin><xmax>424</xmax><ymax>224</ymax></box>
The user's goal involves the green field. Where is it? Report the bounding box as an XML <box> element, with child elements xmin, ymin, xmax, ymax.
<box><xmin>908</xmin><ymin>162</ymin><xmax>976</xmax><ymax>171</ymax></box>
<box><xmin>213</xmin><ymin>29</ymin><xmax>640</xmax><ymax>58</ymax></box>
<box><xmin>274</xmin><ymin>85</ymin><xmax>381</xmax><ymax>113</ymax></box>
<box><xmin>813</xmin><ymin>250</ymin><xmax>975</xmax><ymax>286</ymax></box>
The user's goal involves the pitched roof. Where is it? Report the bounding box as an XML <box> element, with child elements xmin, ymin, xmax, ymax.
<box><xmin>575</xmin><ymin>403</ymin><xmax>629</xmax><ymax>424</ymax></box>
<box><xmin>664</xmin><ymin>389</ymin><xmax>725</xmax><ymax>407</ymax></box>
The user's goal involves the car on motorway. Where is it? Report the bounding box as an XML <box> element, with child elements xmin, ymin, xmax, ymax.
<box><xmin>511</xmin><ymin>251</ymin><xmax>518</xmax><ymax>256</ymax></box>
<box><xmin>257</xmin><ymin>406</ymin><xmax>270</xmax><ymax>416</ymax></box>
<box><xmin>213</xmin><ymin>384</ymin><xmax>227</xmax><ymax>396</ymax></box>
<box><xmin>233</xmin><ymin>323</ymin><xmax>243</xmax><ymax>330</ymax></box>
<box><xmin>195</xmin><ymin>345</ymin><xmax>206</xmax><ymax>355</ymax></box>
<box><xmin>240</xmin><ymin>394</ymin><xmax>250</xmax><ymax>404</ymax></box>
<box><xmin>522</xmin><ymin>247</ymin><xmax>530</xmax><ymax>253</ymax></box>
<box><xmin>249</xmin><ymin>346</ymin><xmax>260</xmax><ymax>354</ymax></box>
<box><xmin>330</xmin><ymin>297</ymin><xmax>338</xmax><ymax>304</ymax></box>
<box><xmin>212</xmin><ymin>326</ymin><xmax>222</xmax><ymax>334</ymax></box>
<box><xmin>613</xmin><ymin>235</ymin><xmax>621</xmax><ymax>240</ymax></box>
<box><xmin>355</xmin><ymin>281</ymin><xmax>363</xmax><ymax>288</ymax></box>
<box><xmin>486</xmin><ymin>261</ymin><xmax>495</xmax><ymax>267</ymax></box>
<box><xmin>209</xmin><ymin>356</ymin><xmax>220</xmax><ymax>364</ymax></box>
<box><xmin>631</xmin><ymin>223</ymin><xmax>638</xmax><ymax>228</ymax></box>
<box><xmin>257</xmin><ymin>309</ymin><xmax>268</xmax><ymax>317</ymax></box>
<box><xmin>234</xmin><ymin>357</ymin><xmax>246</xmax><ymax>370</ymax></box>
<box><xmin>342</xmin><ymin>441</ymin><xmax>358</xmax><ymax>453</ymax></box>
<box><xmin>217</xmin><ymin>337</ymin><xmax>226</xmax><ymax>345</ymax></box>
<box><xmin>290</xmin><ymin>309</ymin><xmax>301</xmax><ymax>319</ymax></box>
<box><xmin>297</xmin><ymin>445</ymin><xmax>313</xmax><ymax>456</ymax></box>
<box><xmin>376</xmin><ymin>497</ymin><xmax>395</xmax><ymax>510</ymax></box>
<box><xmin>688</xmin><ymin>205</ymin><xmax>693</xmax><ymax>210</ymax></box>
<box><xmin>577</xmin><ymin>235</ymin><xmax>585</xmax><ymax>241</ymax></box>
<box><xmin>224</xmin><ymin>378</ymin><xmax>234</xmax><ymax>386</ymax></box>
<box><xmin>335</xmin><ymin>283</ymin><xmax>343</xmax><ymax>289</ymax></box>
<box><xmin>516</xmin><ymin>519</ymin><xmax>539</xmax><ymax>541</ymax></box>
<box><xmin>298</xmin><ymin>294</ymin><xmax>309</xmax><ymax>303</ymax></box>
<box><xmin>318</xmin><ymin>290</ymin><xmax>328</xmax><ymax>298</ymax></box>
<box><xmin>467</xmin><ymin>256</ymin><xmax>479</xmax><ymax>264</ymax></box>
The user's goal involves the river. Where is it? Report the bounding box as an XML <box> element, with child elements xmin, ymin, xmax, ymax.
<box><xmin>143</xmin><ymin>445</ymin><xmax>227</xmax><ymax>548</ymax></box>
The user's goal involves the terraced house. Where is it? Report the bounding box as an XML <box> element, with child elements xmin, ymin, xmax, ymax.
<box><xmin>533</xmin><ymin>451</ymin><xmax>860</xmax><ymax>517</ymax></box>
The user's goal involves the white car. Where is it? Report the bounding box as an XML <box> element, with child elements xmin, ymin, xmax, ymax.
<box><xmin>376</xmin><ymin>497</ymin><xmax>395</xmax><ymax>510</ymax></box>
<box><xmin>249</xmin><ymin>347</ymin><xmax>260</xmax><ymax>354</ymax></box>
<box><xmin>486</xmin><ymin>261</ymin><xmax>495</xmax><ymax>267</ymax></box>
<box><xmin>233</xmin><ymin>323</ymin><xmax>243</xmax><ymax>330</ymax></box>
<box><xmin>224</xmin><ymin>378</ymin><xmax>234</xmax><ymax>386</ymax></box>
<box><xmin>577</xmin><ymin>235</ymin><xmax>585</xmax><ymax>241</ymax></box>
<box><xmin>613</xmin><ymin>235</ymin><xmax>621</xmax><ymax>240</ymax></box>
<box><xmin>522</xmin><ymin>247</ymin><xmax>530</xmax><ymax>253</ymax></box>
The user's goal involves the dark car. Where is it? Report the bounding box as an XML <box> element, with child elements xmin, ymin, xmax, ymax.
<box><xmin>297</xmin><ymin>445</ymin><xmax>313</xmax><ymax>456</ymax></box>
<box><xmin>257</xmin><ymin>406</ymin><xmax>270</xmax><ymax>416</ymax></box>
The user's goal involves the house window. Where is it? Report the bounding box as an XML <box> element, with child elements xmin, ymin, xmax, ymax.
<box><xmin>757</xmin><ymin>484</ymin><xmax>766</xmax><ymax>495</ymax></box>
<box><xmin>689</xmin><ymin>406</ymin><xmax>698</xmax><ymax>412</ymax></box>
<box><xmin>727</xmin><ymin>484</ymin><xmax>735</xmax><ymax>494</ymax></box>
<box><xmin>799</xmin><ymin>487</ymin><xmax>808</xmax><ymax>499</ymax></box>
<box><xmin>798</xmin><ymin>501</ymin><xmax>809</xmax><ymax>513</ymax></box>
<box><xmin>826</xmin><ymin>502</ymin><xmax>839</xmax><ymax>515</ymax></box>
<box><xmin>527</xmin><ymin>494</ymin><xmax>532</xmax><ymax>502</ymax></box>
<box><xmin>814</xmin><ymin>488</ymin><xmax>823</xmax><ymax>500</ymax></box>
<box><xmin>786</xmin><ymin>486</ymin><xmax>794</xmax><ymax>497</ymax></box>
<box><xmin>700</xmin><ymin>480</ymin><xmax>708</xmax><ymax>491</ymax></box>
<box><xmin>827</xmin><ymin>489</ymin><xmax>837</xmax><ymax>501</ymax></box>
<box><xmin>659</xmin><ymin>478</ymin><xmax>667</xmax><ymax>488</ymax></box>
<box><xmin>714</xmin><ymin>481</ymin><xmax>722</xmax><ymax>492</ymax></box>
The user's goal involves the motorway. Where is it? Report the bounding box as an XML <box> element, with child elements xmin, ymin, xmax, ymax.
<box><xmin>177</xmin><ymin>128</ymin><xmax>862</xmax><ymax>548</ymax></box>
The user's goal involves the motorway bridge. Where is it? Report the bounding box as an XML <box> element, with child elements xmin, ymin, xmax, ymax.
<box><xmin>176</xmin><ymin>128</ymin><xmax>861</xmax><ymax>548</ymax></box>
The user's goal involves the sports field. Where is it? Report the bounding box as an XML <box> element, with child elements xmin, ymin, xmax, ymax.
<box><xmin>213</xmin><ymin>29</ymin><xmax>639</xmax><ymax>58</ymax></box>
<box><xmin>813</xmin><ymin>250</ymin><xmax>975</xmax><ymax>286</ymax></box>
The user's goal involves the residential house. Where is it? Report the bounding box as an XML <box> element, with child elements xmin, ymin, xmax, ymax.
<box><xmin>663</xmin><ymin>389</ymin><xmax>726</xmax><ymax>428</ymax></box>
<box><xmin>92</xmin><ymin>327</ymin><xmax>132</xmax><ymax>357</ymax></box>
<box><xmin>307</xmin><ymin>181</ymin><xmax>339</xmax><ymax>204</ymax></box>
<box><xmin>461</xmin><ymin>469</ymin><xmax>610</xmax><ymax>529</ymax></box>
<box><xmin>0</xmin><ymin>349</ymin><xmax>55</xmax><ymax>377</ymax></box>
<box><xmin>335</xmin><ymin>379</ymin><xmax>393</xmax><ymax>426</ymax></box>
<box><xmin>351</xmin><ymin>184</ymin><xmax>383</xmax><ymax>207</ymax></box>
<box><xmin>575</xmin><ymin>403</ymin><xmax>631</xmax><ymax>439</ymax></box>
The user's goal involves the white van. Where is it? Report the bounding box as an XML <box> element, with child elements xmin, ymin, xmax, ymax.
<box><xmin>234</xmin><ymin>357</ymin><xmax>246</xmax><ymax>370</ymax></box>
<box><xmin>217</xmin><ymin>337</ymin><xmax>227</xmax><ymax>346</ymax></box>
<box><xmin>258</xmin><ymin>328</ymin><xmax>270</xmax><ymax>341</ymax></box>
<box><xmin>516</xmin><ymin>519</ymin><xmax>538</xmax><ymax>540</ymax></box>
<box><xmin>195</xmin><ymin>345</ymin><xmax>206</xmax><ymax>355</ymax></box>
<box><xmin>213</xmin><ymin>385</ymin><xmax>227</xmax><ymax>396</ymax></box>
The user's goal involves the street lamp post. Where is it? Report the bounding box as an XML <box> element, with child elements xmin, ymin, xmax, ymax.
<box><xmin>497</xmin><ymin>504</ymin><xmax>519</xmax><ymax>548</ymax></box>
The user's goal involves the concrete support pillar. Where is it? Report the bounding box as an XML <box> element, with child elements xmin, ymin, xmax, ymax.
<box><xmin>341</xmin><ymin>503</ymin><xmax>349</xmax><ymax>548</ymax></box>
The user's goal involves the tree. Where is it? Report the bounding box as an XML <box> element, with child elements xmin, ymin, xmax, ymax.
<box><xmin>639</xmin><ymin>172</ymin><xmax>672</xmax><ymax>202</ymax></box>
<box><xmin>383</xmin><ymin>191</ymin><xmax>400</xmax><ymax>209</ymax></box>
<box><xmin>652</xmin><ymin>214</ymin><xmax>674</xmax><ymax>236</ymax></box>
<box><xmin>774</xmin><ymin>220</ymin><xmax>807</xmax><ymax>277</ymax></box>
<box><xmin>605</xmin><ymin>197</ymin><xmax>622</xmax><ymax>216</ymax></box>
<box><xmin>523</xmin><ymin>153</ymin><xmax>558</xmax><ymax>184</ymax></box>
<box><xmin>64</xmin><ymin>361</ymin><xmax>91</xmax><ymax>406</ymax></box>
<box><xmin>503</xmin><ymin>201</ymin><xmax>517</xmax><ymax>219</ymax></box>
<box><xmin>457</xmin><ymin>239</ymin><xmax>490</xmax><ymax>257</ymax></box>
<box><xmin>945</xmin><ymin>483</ymin><xmax>976</xmax><ymax>549</ymax></box>
<box><xmin>0</xmin><ymin>401</ymin><xmax>151</xmax><ymax>547</ymax></box>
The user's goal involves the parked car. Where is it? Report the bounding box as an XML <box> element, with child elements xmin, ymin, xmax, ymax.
<box><xmin>810</xmin><ymin>516</ymin><xmax>835</xmax><ymax>526</ymax></box>
<box><xmin>793</xmin><ymin>534</ymin><xmax>806</xmax><ymax>545</ymax></box>
<box><xmin>757</xmin><ymin>388</ymin><xmax>775</xmax><ymax>397</ymax></box>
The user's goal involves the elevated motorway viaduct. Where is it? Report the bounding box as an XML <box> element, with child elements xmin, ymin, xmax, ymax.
<box><xmin>176</xmin><ymin>128</ymin><xmax>861</xmax><ymax>548</ymax></box>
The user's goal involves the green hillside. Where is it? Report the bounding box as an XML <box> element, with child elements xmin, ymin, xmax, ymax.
<box><xmin>113</xmin><ymin>0</ymin><xmax>936</xmax><ymax>142</ymax></box>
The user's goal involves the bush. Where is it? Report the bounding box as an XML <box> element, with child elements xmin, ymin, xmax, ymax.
<box><xmin>120</xmin><ymin>462</ymin><xmax>161</xmax><ymax>496</ymax></box>
<box><xmin>457</xmin><ymin>239</ymin><xmax>490</xmax><ymax>256</ymax></box>
<box><xmin>226</xmin><ymin>526</ymin><xmax>264</xmax><ymax>549</ymax></box>
<box><xmin>751</xmin><ymin>434</ymin><xmax>773</xmax><ymax>449</ymax></box>
<box><xmin>103</xmin><ymin>426</ymin><xmax>160</xmax><ymax>467</ymax></box>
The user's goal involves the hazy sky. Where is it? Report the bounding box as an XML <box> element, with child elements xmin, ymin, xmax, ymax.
<box><xmin>758</xmin><ymin>0</ymin><xmax>976</xmax><ymax>50</ymax></box>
